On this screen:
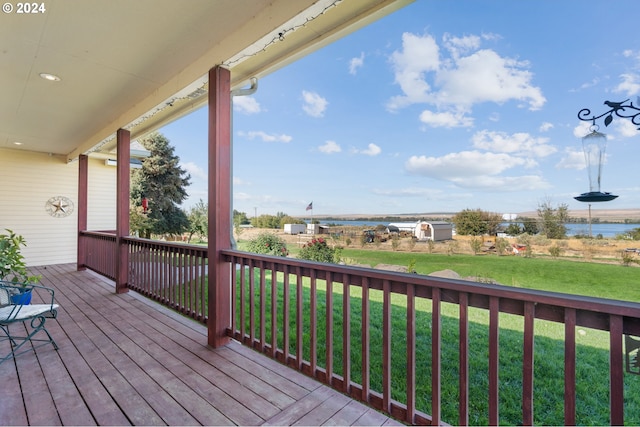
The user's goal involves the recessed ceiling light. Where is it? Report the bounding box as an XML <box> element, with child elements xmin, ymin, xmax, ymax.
<box><xmin>39</xmin><ymin>73</ymin><xmax>61</xmax><ymax>82</ymax></box>
<box><xmin>13</xmin><ymin>141</ymin><xmax>23</xmax><ymax>145</ymax></box>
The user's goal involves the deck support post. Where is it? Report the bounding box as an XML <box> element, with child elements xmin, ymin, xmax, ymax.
<box><xmin>77</xmin><ymin>154</ymin><xmax>88</xmax><ymax>271</ymax></box>
<box><xmin>115</xmin><ymin>128</ymin><xmax>130</xmax><ymax>294</ymax></box>
<box><xmin>208</xmin><ymin>65</ymin><xmax>232</xmax><ymax>347</ymax></box>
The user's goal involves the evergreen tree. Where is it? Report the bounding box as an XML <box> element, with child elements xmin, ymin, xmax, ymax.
<box><xmin>131</xmin><ymin>132</ymin><xmax>191</xmax><ymax>238</ymax></box>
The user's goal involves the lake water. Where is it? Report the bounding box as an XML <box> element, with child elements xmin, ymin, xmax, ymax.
<box><xmin>318</xmin><ymin>220</ymin><xmax>640</xmax><ymax>238</ymax></box>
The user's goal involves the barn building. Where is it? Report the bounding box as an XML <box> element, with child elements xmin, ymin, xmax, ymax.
<box><xmin>388</xmin><ymin>221</ymin><xmax>453</xmax><ymax>241</ymax></box>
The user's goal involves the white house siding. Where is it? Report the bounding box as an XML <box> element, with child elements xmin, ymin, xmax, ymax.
<box><xmin>88</xmin><ymin>157</ymin><xmax>117</xmax><ymax>231</ymax></box>
<box><xmin>0</xmin><ymin>149</ymin><xmax>117</xmax><ymax>266</ymax></box>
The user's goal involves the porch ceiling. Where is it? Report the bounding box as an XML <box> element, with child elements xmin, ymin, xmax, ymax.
<box><xmin>0</xmin><ymin>0</ymin><xmax>412</xmax><ymax>162</ymax></box>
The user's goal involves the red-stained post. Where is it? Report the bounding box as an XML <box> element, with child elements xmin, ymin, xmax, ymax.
<box><xmin>115</xmin><ymin>128</ymin><xmax>130</xmax><ymax>294</ymax></box>
<box><xmin>77</xmin><ymin>154</ymin><xmax>88</xmax><ymax>271</ymax></box>
<box><xmin>208</xmin><ymin>65</ymin><xmax>232</xmax><ymax>347</ymax></box>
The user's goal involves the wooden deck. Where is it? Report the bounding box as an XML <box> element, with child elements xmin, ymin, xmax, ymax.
<box><xmin>0</xmin><ymin>263</ymin><xmax>401</xmax><ymax>426</ymax></box>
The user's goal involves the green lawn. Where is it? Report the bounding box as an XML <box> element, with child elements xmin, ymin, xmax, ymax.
<box><xmin>236</xmin><ymin>267</ymin><xmax>640</xmax><ymax>425</ymax></box>
<box><xmin>338</xmin><ymin>248</ymin><xmax>640</xmax><ymax>303</ymax></box>
<box><xmin>232</xmin><ymin>243</ymin><xmax>640</xmax><ymax>425</ymax></box>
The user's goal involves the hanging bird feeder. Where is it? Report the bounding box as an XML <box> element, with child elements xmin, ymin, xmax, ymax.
<box><xmin>573</xmin><ymin>127</ymin><xmax>618</xmax><ymax>202</ymax></box>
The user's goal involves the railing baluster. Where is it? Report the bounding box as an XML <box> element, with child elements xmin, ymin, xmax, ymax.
<box><xmin>239</xmin><ymin>257</ymin><xmax>246</xmax><ymax>340</ymax></box>
<box><xmin>431</xmin><ymin>287</ymin><xmax>441</xmax><ymax>425</ymax></box>
<box><xmin>489</xmin><ymin>296</ymin><xmax>500</xmax><ymax>425</ymax></box>
<box><xmin>406</xmin><ymin>283</ymin><xmax>416</xmax><ymax>424</ymax></box>
<box><xmin>459</xmin><ymin>292</ymin><xmax>469</xmax><ymax>426</ymax></box>
<box><xmin>326</xmin><ymin>272</ymin><xmax>334</xmax><ymax>385</ymax></box>
<box><xmin>230</xmin><ymin>254</ymin><xmax>237</xmax><ymax>333</ymax></box>
<box><xmin>249</xmin><ymin>259</ymin><xmax>255</xmax><ymax>346</ymax></box>
<box><xmin>200</xmin><ymin>252</ymin><xmax>206</xmax><ymax>322</ymax></box>
<box><xmin>310</xmin><ymin>269</ymin><xmax>317</xmax><ymax>375</ymax></box>
<box><xmin>342</xmin><ymin>273</ymin><xmax>351</xmax><ymax>395</ymax></box>
<box><xmin>259</xmin><ymin>261</ymin><xmax>266</xmax><ymax>351</ymax></box>
<box><xmin>564</xmin><ymin>308</ymin><xmax>576</xmax><ymax>426</ymax></box>
<box><xmin>609</xmin><ymin>314</ymin><xmax>624</xmax><ymax>426</ymax></box>
<box><xmin>295</xmin><ymin>266</ymin><xmax>303</xmax><ymax>371</ymax></box>
<box><xmin>282</xmin><ymin>264</ymin><xmax>290</xmax><ymax>364</ymax></box>
<box><xmin>361</xmin><ymin>276</ymin><xmax>370</xmax><ymax>402</ymax></box>
<box><xmin>522</xmin><ymin>301</ymin><xmax>535</xmax><ymax>425</ymax></box>
<box><xmin>270</xmin><ymin>265</ymin><xmax>277</xmax><ymax>358</ymax></box>
<box><xmin>382</xmin><ymin>279</ymin><xmax>392</xmax><ymax>414</ymax></box>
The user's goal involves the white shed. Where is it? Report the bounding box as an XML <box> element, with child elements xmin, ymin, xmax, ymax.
<box><xmin>388</xmin><ymin>222</ymin><xmax>418</xmax><ymax>233</ymax></box>
<box><xmin>284</xmin><ymin>224</ymin><xmax>306</xmax><ymax>234</ymax></box>
<box><xmin>414</xmin><ymin>221</ymin><xmax>453</xmax><ymax>241</ymax></box>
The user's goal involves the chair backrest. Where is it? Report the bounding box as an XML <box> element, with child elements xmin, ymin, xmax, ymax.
<box><xmin>0</xmin><ymin>286</ymin><xmax>9</xmax><ymax>307</ymax></box>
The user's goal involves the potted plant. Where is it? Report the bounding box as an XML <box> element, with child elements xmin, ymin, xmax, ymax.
<box><xmin>0</xmin><ymin>229</ymin><xmax>41</xmax><ymax>304</ymax></box>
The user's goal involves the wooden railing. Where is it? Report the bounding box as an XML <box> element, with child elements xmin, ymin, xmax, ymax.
<box><xmin>125</xmin><ymin>236</ymin><xmax>208</xmax><ymax>323</ymax></box>
<box><xmin>79</xmin><ymin>232</ymin><xmax>640</xmax><ymax>425</ymax></box>
<box><xmin>78</xmin><ymin>231</ymin><xmax>117</xmax><ymax>280</ymax></box>
<box><xmin>221</xmin><ymin>249</ymin><xmax>640</xmax><ymax>426</ymax></box>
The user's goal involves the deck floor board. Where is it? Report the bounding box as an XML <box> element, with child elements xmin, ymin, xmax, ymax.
<box><xmin>0</xmin><ymin>263</ymin><xmax>398</xmax><ymax>426</ymax></box>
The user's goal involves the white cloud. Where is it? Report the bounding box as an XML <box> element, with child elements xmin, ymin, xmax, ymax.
<box><xmin>387</xmin><ymin>31</ymin><xmax>546</xmax><ymax>121</ymax></box>
<box><xmin>405</xmin><ymin>150</ymin><xmax>548</xmax><ymax>191</ymax></box>
<box><xmin>388</xmin><ymin>33</ymin><xmax>440</xmax><ymax>109</ymax></box>
<box><xmin>372</xmin><ymin>187</ymin><xmax>444</xmax><ymax>197</ymax></box>
<box><xmin>435</xmin><ymin>50</ymin><xmax>545</xmax><ymax>109</ymax></box>
<box><xmin>613</xmin><ymin>118</ymin><xmax>640</xmax><ymax>138</ymax></box>
<box><xmin>237</xmin><ymin>130</ymin><xmax>292</xmax><ymax>143</ymax></box>
<box><xmin>443</xmin><ymin>33</ymin><xmax>481</xmax><ymax>59</ymax></box>
<box><xmin>302</xmin><ymin>90</ymin><xmax>328</xmax><ymax>117</ymax></box>
<box><xmin>352</xmin><ymin>143</ymin><xmax>381</xmax><ymax>156</ymax></box>
<box><xmin>539</xmin><ymin>122</ymin><xmax>554</xmax><ymax>132</ymax></box>
<box><xmin>471</xmin><ymin>130</ymin><xmax>556</xmax><ymax>157</ymax></box>
<box><xmin>181</xmin><ymin>161</ymin><xmax>207</xmax><ymax>180</ymax></box>
<box><xmin>233</xmin><ymin>96</ymin><xmax>262</xmax><ymax>114</ymax></box>
<box><xmin>556</xmin><ymin>148</ymin><xmax>586</xmax><ymax>170</ymax></box>
<box><xmin>318</xmin><ymin>140</ymin><xmax>341</xmax><ymax>154</ymax></box>
<box><xmin>573</xmin><ymin>121</ymin><xmax>593</xmax><ymax>138</ymax></box>
<box><xmin>613</xmin><ymin>73</ymin><xmax>640</xmax><ymax>96</ymax></box>
<box><xmin>233</xmin><ymin>176</ymin><xmax>250</xmax><ymax>186</ymax></box>
<box><xmin>349</xmin><ymin>52</ymin><xmax>365</xmax><ymax>75</ymax></box>
<box><xmin>419</xmin><ymin>110</ymin><xmax>473</xmax><ymax>128</ymax></box>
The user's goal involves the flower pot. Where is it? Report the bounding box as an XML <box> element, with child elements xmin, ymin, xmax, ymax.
<box><xmin>10</xmin><ymin>289</ymin><xmax>32</xmax><ymax>305</ymax></box>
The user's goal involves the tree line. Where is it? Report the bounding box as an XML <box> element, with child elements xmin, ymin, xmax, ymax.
<box><xmin>451</xmin><ymin>202</ymin><xmax>569</xmax><ymax>239</ymax></box>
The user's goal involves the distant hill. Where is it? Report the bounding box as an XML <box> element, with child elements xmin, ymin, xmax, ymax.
<box><xmin>305</xmin><ymin>208</ymin><xmax>640</xmax><ymax>223</ymax></box>
<box><xmin>519</xmin><ymin>208</ymin><xmax>640</xmax><ymax>222</ymax></box>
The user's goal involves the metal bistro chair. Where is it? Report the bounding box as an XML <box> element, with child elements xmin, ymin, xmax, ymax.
<box><xmin>0</xmin><ymin>281</ymin><xmax>59</xmax><ymax>365</ymax></box>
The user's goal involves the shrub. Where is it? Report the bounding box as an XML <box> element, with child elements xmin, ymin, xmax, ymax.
<box><xmin>298</xmin><ymin>237</ymin><xmax>336</xmax><ymax>263</ymax></box>
<box><xmin>495</xmin><ymin>237</ymin><xmax>510</xmax><ymax>256</ymax></box>
<box><xmin>0</xmin><ymin>229</ymin><xmax>41</xmax><ymax>284</ymax></box>
<box><xmin>621</xmin><ymin>251</ymin><xmax>638</xmax><ymax>266</ymax></box>
<box><xmin>407</xmin><ymin>258</ymin><xmax>416</xmax><ymax>273</ymax></box>
<box><xmin>391</xmin><ymin>235</ymin><xmax>401</xmax><ymax>251</ymax></box>
<box><xmin>469</xmin><ymin>237</ymin><xmax>482</xmax><ymax>255</ymax></box>
<box><xmin>426</xmin><ymin>239</ymin><xmax>435</xmax><ymax>254</ymax></box>
<box><xmin>548</xmin><ymin>245</ymin><xmax>562</xmax><ymax>258</ymax></box>
<box><xmin>246</xmin><ymin>233</ymin><xmax>289</xmax><ymax>257</ymax></box>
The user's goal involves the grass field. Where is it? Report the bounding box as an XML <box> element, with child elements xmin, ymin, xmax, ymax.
<box><xmin>234</xmin><ymin>238</ymin><xmax>640</xmax><ymax>424</ymax></box>
<box><xmin>338</xmin><ymin>248</ymin><xmax>640</xmax><ymax>303</ymax></box>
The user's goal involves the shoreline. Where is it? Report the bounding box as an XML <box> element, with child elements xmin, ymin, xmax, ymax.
<box><xmin>299</xmin><ymin>208</ymin><xmax>640</xmax><ymax>223</ymax></box>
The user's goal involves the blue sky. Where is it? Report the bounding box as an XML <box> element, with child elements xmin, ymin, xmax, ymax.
<box><xmin>159</xmin><ymin>0</ymin><xmax>640</xmax><ymax>217</ymax></box>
